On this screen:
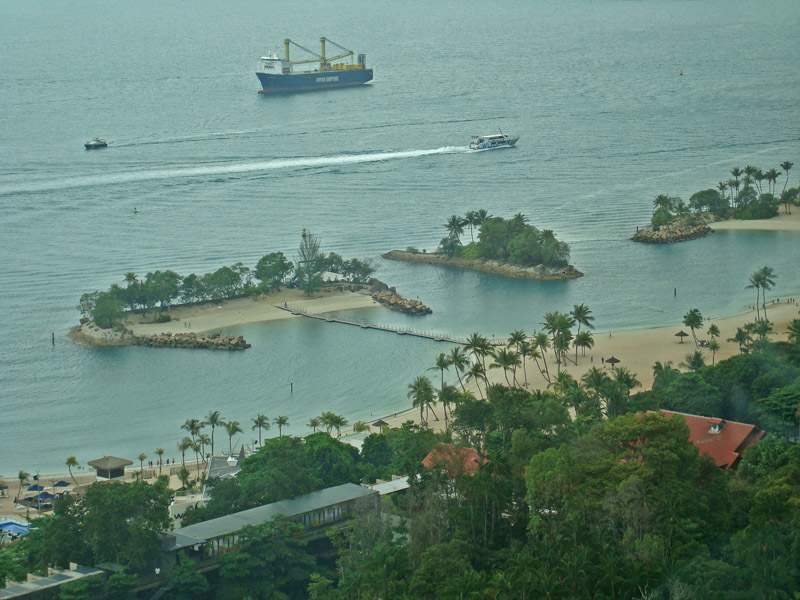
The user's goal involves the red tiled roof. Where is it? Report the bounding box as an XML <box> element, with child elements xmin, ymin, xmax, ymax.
<box><xmin>422</xmin><ymin>443</ymin><xmax>486</xmax><ymax>477</ymax></box>
<box><xmin>657</xmin><ymin>410</ymin><xmax>765</xmax><ymax>469</ymax></box>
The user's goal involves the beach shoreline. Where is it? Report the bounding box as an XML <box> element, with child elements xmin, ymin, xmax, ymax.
<box><xmin>69</xmin><ymin>287</ymin><xmax>382</xmax><ymax>347</ymax></box>
<box><xmin>709</xmin><ymin>209</ymin><xmax>800</xmax><ymax>232</ymax></box>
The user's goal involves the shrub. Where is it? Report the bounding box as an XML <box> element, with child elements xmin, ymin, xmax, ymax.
<box><xmin>406</xmin><ymin>246</ymin><xmax>419</xmax><ymax>254</ymax></box>
<box><xmin>156</xmin><ymin>313</ymin><xmax>172</xmax><ymax>323</ymax></box>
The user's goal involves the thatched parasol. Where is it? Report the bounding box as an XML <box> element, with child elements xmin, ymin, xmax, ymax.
<box><xmin>606</xmin><ymin>356</ymin><xmax>621</xmax><ymax>369</ymax></box>
<box><xmin>372</xmin><ymin>419</ymin><xmax>389</xmax><ymax>428</ymax></box>
<box><xmin>675</xmin><ymin>330</ymin><xmax>689</xmax><ymax>343</ymax></box>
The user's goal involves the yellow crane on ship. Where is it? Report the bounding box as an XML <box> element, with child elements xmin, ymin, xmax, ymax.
<box><xmin>283</xmin><ymin>37</ymin><xmax>365</xmax><ymax>71</ymax></box>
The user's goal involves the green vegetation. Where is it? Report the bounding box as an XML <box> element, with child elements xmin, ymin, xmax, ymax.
<box><xmin>648</xmin><ymin>160</ymin><xmax>799</xmax><ymax>230</ymax></box>
<box><xmin>77</xmin><ymin>233</ymin><xmax>375</xmax><ymax>327</ymax></box>
<box><xmin>436</xmin><ymin>210</ymin><xmax>571</xmax><ymax>268</ymax></box>
<box><xmin>6</xmin><ymin>288</ymin><xmax>800</xmax><ymax>597</ymax></box>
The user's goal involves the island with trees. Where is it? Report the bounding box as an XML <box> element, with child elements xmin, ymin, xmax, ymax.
<box><xmin>384</xmin><ymin>210</ymin><xmax>583</xmax><ymax>280</ymax></box>
<box><xmin>633</xmin><ymin>160</ymin><xmax>798</xmax><ymax>243</ymax></box>
<box><xmin>69</xmin><ymin>232</ymin><xmax>379</xmax><ymax>348</ymax></box>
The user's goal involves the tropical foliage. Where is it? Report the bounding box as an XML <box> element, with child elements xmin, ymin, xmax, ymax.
<box><xmin>435</xmin><ymin>211</ymin><xmax>571</xmax><ymax>267</ymax></box>
<box><xmin>77</xmin><ymin>233</ymin><xmax>375</xmax><ymax>326</ymax></box>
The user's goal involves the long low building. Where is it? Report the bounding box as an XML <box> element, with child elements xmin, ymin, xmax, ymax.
<box><xmin>163</xmin><ymin>483</ymin><xmax>379</xmax><ymax>561</ymax></box>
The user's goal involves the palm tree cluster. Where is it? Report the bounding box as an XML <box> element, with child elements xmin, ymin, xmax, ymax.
<box><xmin>746</xmin><ymin>265</ymin><xmax>777</xmax><ymax>320</ymax></box>
<box><xmin>312</xmin><ymin>412</ymin><xmax>349</xmax><ymax>437</ymax></box>
<box><xmin>439</xmin><ymin>211</ymin><xmax>572</xmax><ymax>268</ymax></box>
<box><xmin>650</xmin><ymin>161</ymin><xmax>798</xmax><ymax>228</ymax></box>
<box><xmin>410</xmin><ymin>304</ymin><xmax>599</xmax><ymax>424</ymax></box>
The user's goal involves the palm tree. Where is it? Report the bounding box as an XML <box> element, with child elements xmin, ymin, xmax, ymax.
<box><xmin>177</xmin><ymin>437</ymin><xmax>192</xmax><ymax>471</ymax></box>
<box><xmin>708</xmin><ymin>339</ymin><xmax>720</xmax><ymax>366</ymax></box>
<box><xmin>428</xmin><ymin>353</ymin><xmax>452</xmax><ymax>394</ymax></box>
<box><xmin>448</xmin><ymin>347</ymin><xmax>469</xmax><ymax>391</ymax></box>
<box><xmin>444</xmin><ymin>215</ymin><xmax>466</xmax><ymax>244</ymax></box>
<box><xmin>757</xmin><ymin>266</ymin><xmax>776</xmax><ymax>319</ymax></box>
<box><xmin>307</xmin><ymin>417</ymin><xmax>321</xmax><ymax>433</ymax></box>
<box><xmin>18</xmin><ymin>471</ymin><xmax>30</xmax><ymax>499</ymax></box>
<box><xmin>786</xmin><ymin>318</ymin><xmax>800</xmax><ymax>346</ymax></box>
<box><xmin>204</xmin><ymin>410</ymin><xmax>223</xmax><ymax>457</ymax></box>
<box><xmin>196</xmin><ymin>435</ymin><xmax>210</xmax><ymax>464</ymax></box>
<box><xmin>728</xmin><ymin>327</ymin><xmax>753</xmax><ymax>354</ymax></box>
<box><xmin>571</xmin><ymin>303</ymin><xmax>595</xmax><ymax>336</ymax></box>
<box><xmin>532</xmin><ymin>332</ymin><xmax>551</xmax><ymax>382</ymax></box>
<box><xmin>353</xmin><ymin>421</ymin><xmax>370</xmax><ymax>434</ymax></box>
<box><xmin>780</xmin><ymin>161</ymin><xmax>793</xmax><ymax>193</ymax></box>
<box><xmin>181</xmin><ymin>418</ymin><xmax>202</xmax><ymax>444</ymax></box>
<box><xmin>751</xmin><ymin>318</ymin><xmax>774</xmax><ymax>340</ymax></box>
<box><xmin>491</xmin><ymin>347</ymin><xmax>520</xmax><ymax>387</ymax></box>
<box><xmin>408</xmin><ymin>376</ymin><xmax>435</xmax><ymax>426</ymax></box>
<box><xmin>682</xmin><ymin>308</ymin><xmax>704</xmax><ymax>346</ymax></box>
<box><xmin>652</xmin><ymin>361</ymin><xmax>679</xmax><ymax>389</ymax></box>
<box><xmin>332</xmin><ymin>414</ymin><xmax>348</xmax><ymax>437</ymax></box>
<box><xmin>138</xmin><ymin>453</ymin><xmax>147</xmax><ymax>474</ymax></box>
<box><xmin>574</xmin><ymin>330</ymin><xmax>594</xmax><ymax>363</ymax></box>
<box><xmin>273</xmin><ymin>415</ymin><xmax>289</xmax><ymax>438</ymax></box>
<box><xmin>465</xmin><ymin>362</ymin><xmax>487</xmax><ymax>399</ymax></box>
<box><xmin>154</xmin><ymin>448</ymin><xmax>165</xmax><ymax>476</ymax></box>
<box><xmin>747</xmin><ymin>271</ymin><xmax>762</xmax><ymax>320</ymax></box>
<box><xmin>465</xmin><ymin>332</ymin><xmax>492</xmax><ymax>372</ymax></box>
<box><xmin>65</xmin><ymin>457</ymin><xmax>79</xmax><ymax>487</ymax></box>
<box><xmin>223</xmin><ymin>421</ymin><xmax>243</xmax><ymax>455</ymax></box>
<box><xmin>681</xmin><ymin>351</ymin><xmax>706</xmax><ymax>372</ymax></box>
<box><xmin>613</xmin><ymin>367</ymin><xmax>640</xmax><ymax>398</ymax></box>
<box><xmin>517</xmin><ymin>339</ymin><xmax>533</xmax><ymax>387</ymax></box>
<box><xmin>251</xmin><ymin>414</ymin><xmax>269</xmax><ymax>446</ymax></box>
<box><xmin>465</xmin><ymin>210</ymin><xmax>479</xmax><ymax>242</ymax></box>
<box><xmin>707</xmin><ymin>323</ymin><xmax>720</xmax><ymax>341</ymax></box>
<box><xmin>437</xmin><ymin>384</ymin><xmax>459</xmax><ymax>430</ymax></box>
<box><xmin>582</xmin><ymin>367</ymin><xmax>610</xmax><ymax>403</ymax></box>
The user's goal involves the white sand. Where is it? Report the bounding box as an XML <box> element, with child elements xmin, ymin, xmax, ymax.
<box><xmin>710</xmin><ymin>210</ymin><xmax>800</xmax><ymax>232</ymax></box>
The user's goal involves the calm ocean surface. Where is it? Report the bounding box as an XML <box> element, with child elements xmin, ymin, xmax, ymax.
<box><xmin>1</xmin><ymin>0</ymin><xmax>799</xmax><ymax>475</ymax></box>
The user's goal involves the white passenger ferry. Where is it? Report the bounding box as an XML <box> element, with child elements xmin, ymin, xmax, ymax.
<box><xmin>469</xmin><ymin>130</ymin><xmax>519</xmax><ymax>151</ymax></box>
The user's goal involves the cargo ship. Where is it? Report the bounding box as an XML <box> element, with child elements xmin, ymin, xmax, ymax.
<box><xmin>256</xmin><ymin>37</ymin><xmax>373</xmax><ymax>94</ymax></box>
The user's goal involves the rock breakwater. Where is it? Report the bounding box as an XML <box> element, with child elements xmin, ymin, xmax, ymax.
<box><xmin>69</xmin><ymin>321</ymin><xmax>250</xmax><ymax>350</ymax></box>
<box><xmin>371</xmin><ymin>289</ymin><xmax>432</xmax><ymax>315</ymax></box>
<box><xmin>134</xmin><ymin>332</ymin><xmax>250</xmax><ymax>350</ymax></box>
<box><xmin>381</xmin><ymin>251</ymin><xmax>583</xmax><ymax>281</ymax></box>
<box><xmin>631</xmin><ymin>225</ymin><xmax>712</xmax><ymax>244</ymax></box>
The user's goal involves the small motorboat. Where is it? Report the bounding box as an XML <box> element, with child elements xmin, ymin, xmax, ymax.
<box><xmin>469</xmin><ymin>129</ymin><xmax>519</xmax><ymax>151</ymax></box>
<box><xmin>84</xmin><ymin>138</ymin><xmax>108</xmax><ymax>150</ymax></box>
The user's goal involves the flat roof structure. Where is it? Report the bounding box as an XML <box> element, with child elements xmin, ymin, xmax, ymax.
<box><xmin>165</xmin><ymin>483</ymin><xmax>378</xmax><ymax>552</ymax></box>
<box><xmin>0</xmin><ymin>564</ymin><xmax>102</xmax><ymax>598</ymax></box>
<box><xmin>370</xmin><ymin>476</ymin><xmax>410</xmax><ymax>495</ymax></box>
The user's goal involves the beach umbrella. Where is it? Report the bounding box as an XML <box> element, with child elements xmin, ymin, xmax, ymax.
<box><xmin>606</xmin><ymin>356</ymin><xmax>621</xmax><ymax>369</ymax></box>
<box><xmin>53</xmin><ymin>480</ymin><xmax>71</xmax><ymax>488</ymax></box>
<box><xmin>675</xmin><ymin>330</ymin><xmax>689</xmax><ymax>343</ymax></box>
<box><xmin>26</xmin><ymin>484</ymin><xmax>44</xmax><ymax>492</ymax></box>
<box><xmin>372</xmin><ymin>419</ymin><xmax>389</xmax><ymax>428</ymax></box>
<box><xmin>36</xmin><ymin>492</ymin><xmax>54</xmax><ymax>500</ymax></box>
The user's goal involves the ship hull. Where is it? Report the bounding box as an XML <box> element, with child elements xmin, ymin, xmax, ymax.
<box><xmin>256</xmin><ymin>69</ymin><xmax>373</xmax><ymax>94</ymax></box>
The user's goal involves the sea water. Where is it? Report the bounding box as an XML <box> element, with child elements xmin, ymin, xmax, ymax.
<box><xmin>1</xmin><ymin>0</ymin><xmax>799</xmax><ymax>474</ymax></box>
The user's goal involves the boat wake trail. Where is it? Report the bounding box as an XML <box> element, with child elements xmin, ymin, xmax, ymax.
<box><xmin>0</xmin><ymin>147</ymin><xmax>470</xmax><ymax>195</ymax></box>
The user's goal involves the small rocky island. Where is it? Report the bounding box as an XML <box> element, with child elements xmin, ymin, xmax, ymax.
<box><xmin>631</xmin><ymin>224</ymin><xmax>712</xmax><ymax>244</ymax></box>
<box><xmin>371</xmin><ymin>286</ymin><xmax>432</xmax><ymax>315</ymax></box>
<box><xmin>385</xmin><ymin>211</ymin><xmax>582</xmax><ymax>281</ymax></box>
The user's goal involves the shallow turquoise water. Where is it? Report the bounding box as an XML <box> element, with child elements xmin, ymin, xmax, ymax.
<box><xmin>0</xmin><ymin>0</ymin><xmax>798</xmax><ymax>474</ymax></box>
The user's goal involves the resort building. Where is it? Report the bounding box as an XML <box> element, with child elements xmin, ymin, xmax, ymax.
<box><xmin>163</xmin><ymin>483</ymin><xmax>379</xmax><ymax>563</ymax></box>
<box><xmin>0</xmin><ymin>563</ymin><xmax>103</xmax><ymax>598</ymax></box>
<box><xmin>658</xmin><ymin>410</ymin><xmax>766</xmax><ymax>469</ymax></box>
<box><xmin>87</xmin><ymin>456</ymin><xmax>133</xmax><ymax>480</ymax></box>
<box><xmin>422</xmin><ymin>443</ymin><xmax>486</xmax><ymax>478</ymax></box>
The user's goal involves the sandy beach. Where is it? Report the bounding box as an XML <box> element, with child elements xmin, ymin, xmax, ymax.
<box><xmin>70</xmin><ymin>287</ymin><xmax>381</xmax><ymax>345</ymax></box>
<box><xmin>353</xmin><ymin>299</ymin><xmax>800</xmax><ymax>435</ymax></box>
<box><xmin>710</xmin><ymin>209</ymin><xmax>800</xmax><ymax>232</ymax></box>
